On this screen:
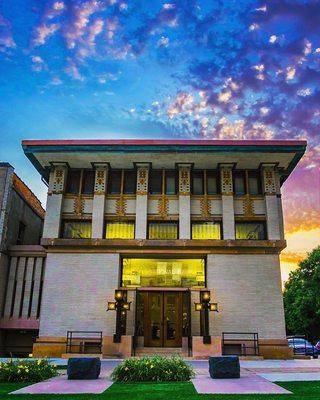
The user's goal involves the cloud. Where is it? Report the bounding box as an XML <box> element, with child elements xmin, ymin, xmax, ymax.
<box><xmin>0</xmin><ymin>13</ymin><xmax>16</xmax><ymax>51</ymax></box>
<box><xmin>65</xmin><ymin>59</ymin><xmax>84</xmax><ymax>81</ymax></box>
<box><xmin>33</xmin><ymin>23</ymin><xmax>60</xmax><ymax>46</ymax></box>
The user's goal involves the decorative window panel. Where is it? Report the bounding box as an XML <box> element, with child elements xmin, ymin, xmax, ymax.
<box><xmin>148</xmin><ymin>222</ymin><xmax>178</xmax><ymax>239</ymax></box>
<box><xmin>122</xmin><ymin>258</ymin><xmax>205</xmax><ymax>288</ymax></box>
<box><xmin>235</xmin><ymin>222</ymin><xmax>266</xmax><ymax>240</ymax></box>
<box><xmin>192</xmin><ymin>222</ymin><xmax>221</xmax><ymax>239</ymax></box>
<box><xmin>105</xmin><ymin>222</ymin><xmax>135</xmax><ymax>239</ymax></box>
<box><xmin>62</xmin><ymin>221</ymin><xmax>92</xmax><ymax>239</ymax></box>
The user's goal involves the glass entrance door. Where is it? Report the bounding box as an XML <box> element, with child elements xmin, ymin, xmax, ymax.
<box><xmin>144</xmin><ymin>292</ymin><xmax>183</xmax><ymax>347</ymax></box>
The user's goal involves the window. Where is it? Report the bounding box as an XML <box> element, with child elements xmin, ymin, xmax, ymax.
<box><xmin>105</xmin><ymin>221</ymin><xmax>135</xmax><ymax>239</ymax></box>
<box><xmin>122</xmin><ymin>258</ymin><xmax>205</xmax><ymax>288</ymax></box>
<box><xmin>235</xmin><ymin>222</ymin><xmax>266</xmax><ymax>240</ymax></box>
<box><xmin>149</xmin><ymin>169</ymin><xmax>176</xmax><ymax>195</ymax></box>
<box><xmin>192</xmin><ymin>171</ymin><xmax>204</xmax><ymax>195</ymax></box>
<box><xmin>165</xmin><ymin>170</ymin><xmax>176</xmax><ymax>195</ymax></box>
<box><xmin>192</xmin><ymin>170</ymin><xmax>219</xmax><ymax>195</ymax></box>
<box><xmin>108</xmin><ymin>170</ymin><xmax>122</xmax><ymax>194</ymax></box>
<box><xmin>123</xmin><ymin>170</ymin><xmax>136</xmax><ymax>194</ymax></box>
<box><xmin>148</xmin><ymin>221</ymin><xmax>178</xmax><ymax>239</ymax></box>
<box><xmin>66</xmin><ymin>170</ymin><xmax>81</xmax><ymax>194</ymax></box>
<box><xmin>16</xmin><ymin>221</ymin><xmax>26</xmax><ymax>245</ymax></box>
<box><xmin>65</xmin><ymin>169</ymin><xmax>95</xmax><ymax>195</ymax></box>
<box><xmin>192</xmin><ymin>222</ymin><xmax>221</xmax><ymax>239</ymax></box>
<box><xmin>234</xmin><ymin>171</ymin><xmax>246</xmax><ymax>195</ymax></box>
<box><xmin>62</xmin><ymin>220</ymin><xmax>92</xmax><ymax>238</ymax></box>
<box><xmin>207</xmin><ymin>171</ymin><xmax>218</xmax><ymax>195</ymax></box>
<box><xmin>248</xmin><ymin>171</ymin><xmax>261</xmax><ymax>195</ymax></box>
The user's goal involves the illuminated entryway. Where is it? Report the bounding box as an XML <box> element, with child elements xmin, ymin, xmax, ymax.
<box><xmin>121</xmin><ymin>258</ymin><xmax>205</xmax><ymax>348</ymax></box>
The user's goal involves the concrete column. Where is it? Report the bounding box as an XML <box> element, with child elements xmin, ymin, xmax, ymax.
<box><xmin>190</xmin><ymin>290</ymin><xmax>201</xmax><ymax>336</ymax></box>
<box><xmin>178</xmin><ymin>164</ymin><xmax>191</xmax><ymax>239</ymax></box>
<box><xmin>135</xmin><ymin>164</ymin><xmax>149</xmax><ymax>239</ymax></box>
<box><xmin>42</xmin><ymin>163</ymin><xmax>68</xmax><ymax>239</ymax></box>
<box><xmin>92</xmin><ymin>164</ymin><xmax>108</xmax><ymax>239</ymax></box>
<box><xmin>21</xmin><ymin>257</ymin><xmax>35</xmax><ymax>317</ymax></box>
<box><xmin>262</xmin><ymin>165</ymin><xmax>281</xmax><ymax>240</ymax></box>
<box><xmin>220</xmin><ymin>164</ymin><xmax>235</xmax><ymax>239</ymax></box>
<box><xmin>126</xmin><ymin>290</ymin><xmax>136</xmax><ymax>335</ymax></box>
<box><xmin>3</xmin><ymin>256</ymin><xmax>18</xmax><ymax>317</ymax></box>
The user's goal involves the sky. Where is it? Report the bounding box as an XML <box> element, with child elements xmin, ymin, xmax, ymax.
<box><xmin>0</xmin><ymin>0</ymin><xmax>319</xmax><ymax>282</ymax></box>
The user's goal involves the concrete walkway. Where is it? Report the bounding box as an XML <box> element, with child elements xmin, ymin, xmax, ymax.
<box><xmin>192</xmin><ymin>369</ymin><xmax>291</xmax><ymax>394</ymax></box>
<box><xmin>10</xmin><ymin>366</ymin><xmax>113</xmax><ymax>395</ymax></box>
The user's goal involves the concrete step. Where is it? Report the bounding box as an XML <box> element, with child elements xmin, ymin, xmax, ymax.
<box><xmin>135</xmin><ymin>347</ymin><xmax>186</xmax><ymax>357</ymax></box>
<box><xmin>61</xmin><ymin>353</ymin><xmax>103</xmax><ymax>359</ymax></box>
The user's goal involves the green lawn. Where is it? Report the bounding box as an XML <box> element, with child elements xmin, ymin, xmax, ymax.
<box><xmin>1</xmin><ymin>381</ymin><xmax>320</xmax><ymax>399</ymax></box>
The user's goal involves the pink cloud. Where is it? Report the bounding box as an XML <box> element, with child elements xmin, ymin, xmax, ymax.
<box><xmin>65</xmin><ymin>59</ymin><xmax>84</xmax><ymax>81</ymax></box>
<box><xmin>33</xmin><ymin>23</ymin><xmax>60</xmax><ymax>46</ymax></box>
<box><xmin>0</xmin><ymin>13</ymin><xmax>16</xmax><ymax>51</ymax></box>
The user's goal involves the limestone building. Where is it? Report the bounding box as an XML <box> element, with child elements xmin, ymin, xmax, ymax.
<box><xmin>2</xmin><ymin>139</ymin><xmax>307</xmax><ymax>358</ymax></box>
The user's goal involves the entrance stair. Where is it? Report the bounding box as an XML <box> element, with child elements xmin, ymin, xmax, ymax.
<box><xmin>135</xmin><ymin>347</ymin><xmax>187</xmax><ymax>357</ymax></box>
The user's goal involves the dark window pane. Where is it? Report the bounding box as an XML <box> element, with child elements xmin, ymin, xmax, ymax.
<box><xmin>235</xmin><ymin>222</ymin><xmax>266</xmax><ymax>240</ymax></box>
<box><xmin>108</xmin><ymin>170</ymin><xmax>122</xmax><ymax>194</ymax></box>
<box><xmin>149</xmin><ymin>170</ymin><xmax>162</xmax><ymax>194</ymax></box>
<box><xmin>234</xmin><ymin>172</ymin><xmax>246</xmax><ymax>195</ymax></box>
<box><xmin>66</xmin><ymin>170</ymin><xmax>81</xmax><ymax>194</ymax></box>
<box><xmin>165</xmin><ymin>170</ymin><xmax>176</xmax><ymax>195</ymax></box>
<box><xmin>124</xmin><ymin>170</ymin><xmax>136</xmax><ymax>194</ymax></box>
<box><xmin>192</xmin><ymin>171</ymin><xmax>204</xmax><ymax>195</ymax></box>
<box><xmin>62</xmin><ymin>221</ymin><xmax>92</xmax><ymax>238</ymax></box>
<box><xmin>82</xmin><ymin>170</ymin><xmax>95</xmax><ymax>194</ymax></box>
<box><xmin>148</xmin><ymin>222</ymin><xmax>178</xmax><ymax>239</ymax></box>
<box><xmin>248</xmin><ymin>171</ymin><xmax>261</xmax><ymax>195</ymax></box>
<box><xmin>16</xmin><ymin>221</ymin><xmax>26</xmax><ymax>245</ymax></box>
<box><xmin>207</xmin><ymin>171</ymin><xmax>217</xmax><ymax>194</ymax></box>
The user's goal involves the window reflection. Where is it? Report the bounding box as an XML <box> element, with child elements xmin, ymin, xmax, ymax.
<box><xmin>235</xmin><ymin>222</ymin><xmax>266</xmax><ymax>240</ymax></box>
<box><xmin>122</xmin><ymin>258</ymin><xmax>205</xmax><ymax>288</ymax></box>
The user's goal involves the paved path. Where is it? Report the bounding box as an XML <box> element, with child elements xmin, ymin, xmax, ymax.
<box><xmin>192</xmin><ymin>369</ymin><xmax>291</xmax><ymax>394</ymax></box>
<box><xmin>10</xmin><ymin>366</ymin><xmax>114</xmax><ymax>395</ymax></box>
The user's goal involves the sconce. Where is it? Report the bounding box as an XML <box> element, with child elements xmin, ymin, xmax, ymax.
<box><xmin>194</xmin><ymin>290</ymin><xmax>219</xmax><ymax>344</ymax></box>
<box><xmin>106</xmin><ymin>289</ymin><xmax>131</xmax><ymax>343</ymax></box>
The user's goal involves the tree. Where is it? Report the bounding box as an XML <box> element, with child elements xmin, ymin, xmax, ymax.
<box><xmin>283</xmin><ymin>246</ymin><xmax>320</xmax><ymax>342</ymax></box>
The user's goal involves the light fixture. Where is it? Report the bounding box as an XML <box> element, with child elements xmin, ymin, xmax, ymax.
<box><xmin>107</xmin><ymin>302</ymin><xmax>117</xmax><ymax>311</ymax></box>
<box><xmin>122</xmin><ymin>302</ymin><xmax>131</xmax><ymax>311</ymax></box>
<box><xmin>209</xmin><ymin>303</ymin><xmax>219</xmax><ymax>312</ymax></box>
<box><xmin>202</xmin><ymin>290</ymin><xmax>211</xmax><ymax>302</ymax></box>
<box><xmin>194</xmin><ymin>302</ymin><xmax>203</xmax><ymax>311</ymax></box>
<box><xmin>115</xmin><ymin>289</ymin><xmax>125</xmax><ymax>301</ymax></box>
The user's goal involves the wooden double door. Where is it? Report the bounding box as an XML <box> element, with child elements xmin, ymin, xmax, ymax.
<box><xmin>143</xmin><ymin>292</ymin><xmax>183</xmax><ymax>347</ymax></box>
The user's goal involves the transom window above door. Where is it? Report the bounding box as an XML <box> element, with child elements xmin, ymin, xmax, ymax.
<box><xmin>121</xmin><ymin>258</ymin><xmax>205</xmax><ymax>288</ymax></box>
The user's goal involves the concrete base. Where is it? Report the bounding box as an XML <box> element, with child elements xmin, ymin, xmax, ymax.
<box><xmin>61</xmin><ymin>353</ymin><xmax>103</xmax><ymax>359</ymax></box>
<box><xmin>259</xmin><ymin>339</ymin><xmax>293</xmax><ymax>359</ymax></box>
<box><xmin>192</xmin><ymin>336</ymin><xmax>221</xmax><ymax>359</ymax></box>
<box><xmin>33</xmin><ymin>337</ymin><xmax>66</xmax><ymax>358</ymax></box>
<box><xmin>102</xmin><ymin>335</ymin><xmax>132</xmax><ymax>358</ymax></box>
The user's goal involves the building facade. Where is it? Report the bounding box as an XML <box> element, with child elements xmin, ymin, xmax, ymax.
<box><xmin>0</xmin><ymin>163</ymin><xmax>45</xmax><ymax>355</ymax></box>
<box><xmin>20</xmin><ymin>139</ymin><xmax>306</xmax><ymax>358</ymax></box>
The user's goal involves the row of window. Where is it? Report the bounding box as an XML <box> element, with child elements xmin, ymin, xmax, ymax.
<box><xmin>65</xmin><ymin>169</ymin><xmax>263</xmax><ymax>196</ymax></box>
<box><xmin>62</xmin><ymin>220</ymin><xmax>266</xmax><ymax>240</ymax></box>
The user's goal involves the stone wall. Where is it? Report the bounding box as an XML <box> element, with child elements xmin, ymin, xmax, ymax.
<box><xmin>206</xmin><ymin>253</ymin><xmax>286</xmax><ymax>339</ymax></box>
<box><xmin>39</xmin><ymin>252</ymin><xmax>120</xmax><ymax>337</ymax></box>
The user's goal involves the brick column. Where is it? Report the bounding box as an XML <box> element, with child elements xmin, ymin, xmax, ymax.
<box><xmin>42</xmin><ymin>163</ymin><xmax>67</xmax><ymax>238</ymax></box>
<box><xmin>135</xmin><ymin>164</ymin><xmax>149</xmax><ymax>239</ymax></box>
<box><xmin>178</xmin><ymin>164</ymin><xmax>191</xmax><ymax>239</ymax></box>
<box><xmin>220</xmin><ymin>164</ymin><xmax>235</xmax><ymax>239</ymax></box>
<box><xmin>262</xmin><ymin>164</ymin><xmax>281</xmax><ymax>240</ymax></box>
<box><xmin>92</xmin><ymin>164</ymin><xmax>108</xmax><ymax>239</ymax></box>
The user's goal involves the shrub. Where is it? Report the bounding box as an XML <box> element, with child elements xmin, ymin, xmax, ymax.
<box><xmin>0</xmin><ymin>359</ymin><xmax>58</xmax><ymax>383</ymax></box>
<box><xmin>111</xmin><ymin>355</ymin><xmax>195</xmax><ymax>382</ymax></box>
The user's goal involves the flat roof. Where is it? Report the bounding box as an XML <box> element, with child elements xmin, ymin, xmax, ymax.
<box><xmin>22</xmin><ymin>138</ymin><xmax>307</xmax><ymax>185</ymax></box>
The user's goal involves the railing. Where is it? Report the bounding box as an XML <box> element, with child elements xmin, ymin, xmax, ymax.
<box><xmin>66</xmin><ymin>331</ymin><xmax>103</xmax><ymax>354</ymax></box>
<box><xmin>222</xmin><ymin>332</ymin><xmax>260</xmax><ymax>356</ymax></box>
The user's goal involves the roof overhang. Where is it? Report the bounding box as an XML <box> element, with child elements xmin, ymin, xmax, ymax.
<box><xmin>22</xmin><ymin>139</ymin><xmax>307</xmax><ymax>185</ymax></box>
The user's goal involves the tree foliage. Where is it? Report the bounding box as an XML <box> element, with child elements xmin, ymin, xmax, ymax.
<box><xmin>283</xmin><ymin>246</ymin><xmax>320</xmax><ymax>342</ymax></box>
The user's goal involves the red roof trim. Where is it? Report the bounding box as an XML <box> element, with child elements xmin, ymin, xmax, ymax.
<box><xmin>22</xmin><ymin>139</ymin><xmax>307</xmax><ymax>147</ymax></box>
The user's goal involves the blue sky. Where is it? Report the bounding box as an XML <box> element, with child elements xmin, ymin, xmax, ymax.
<box><xmin>0</xmin><ymin>0</ymin><xmax>319</xmax><ymax>276</ymax></box>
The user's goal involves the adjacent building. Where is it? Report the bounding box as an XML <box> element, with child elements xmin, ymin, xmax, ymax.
<box><xmin>2</xmin><ymin>139</ymin><xmax>307</xmax><ymax>358</ymax></box>
<box><xmin>0</xmin><ymin>163</ymin><xmax>45</xmax><ymax>355</ymax></box>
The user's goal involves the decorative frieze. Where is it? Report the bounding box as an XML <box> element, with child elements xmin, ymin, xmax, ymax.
<box><xmin>220</xmin><ymin>165</ymin><xmax>234</xmax><ymax>195</ymax></box>
<box><xmin>116</xmin><ymin>196</ymin><xmax>127</xmax><ymax>216</ymax></box>
<box><xmin>136</xmin><ymin>165</ymin><xmax>149</xmax><ymax>195</ymax></box>
<box><xmin>49</xmin><ymin>164</ymin><xmax>67</xmax><ymax>194</ymax></box>
<box><xmin>158</xmin><ymin>195</ymin><xmax>169</xmax><ymax>218</ymax></box>
<box><xmin>262</xmin><ymin>166</ymin><xmax>277</xmax><ymax>195</ymax></box>
<box><xmin>178</xmin><ymin>166</ymin><xmax>191</xmax><ymax>195</ymax></box>
<box><xmin>92</xmin><ymin>163</ymin><xmax>108</xmax><ymax>195</ymax></box>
